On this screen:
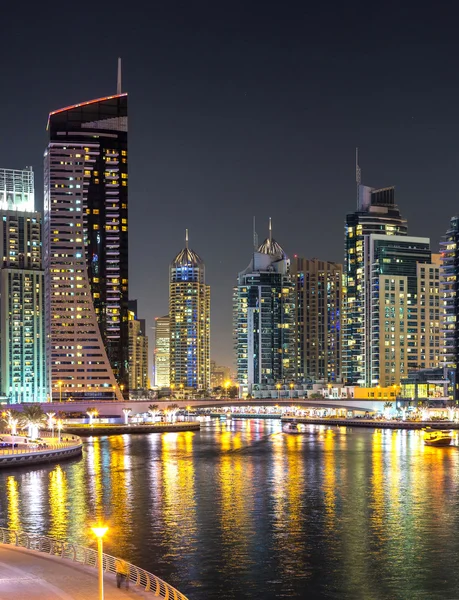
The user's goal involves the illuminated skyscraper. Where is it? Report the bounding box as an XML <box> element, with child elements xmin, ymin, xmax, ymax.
<box><xmin>344</xmin><ymin>155</ymin><xmax>407</xmax><ymax>385</ymax></box>
<box><xmin>440</xmin><ymin>217</ymin><xmax>459</xmax><ymax>399</ymax></box>
<box><xmin>366</xmin><ymin>235</ymin><xmax>433</xmax><ymax>386</ymax></box>
<box><xmin>234</xmin><ymin>221</ymin><xmax>294</xmax><ymax>393</ymax></box>
<box><xmin>169</xmin><ymin>231</ymin><xmax>210</xmax><ymax>390</ymax></box>
<box><xmin>291</xmin><ymin>257</ymin><xmax>342</xmax><ymax>383</ymax></box>
<box><xmin>128</xmin><ymin>300</ymin><xmax>149</xmax><ymax>391</ymax></box>
<box><xmin>44</xmin><ymin>88</ymin><xmax>128</xmax><ymax>401</ymax></box>
<box><xmin>154</xmin><ymin>315</ymin><xmax>170</xmax><ymax>388</ymax></box>
<box><xmin>0</xmin><ymin>167</ymin><xmax>46</xmax><ymax>403</ymax></box>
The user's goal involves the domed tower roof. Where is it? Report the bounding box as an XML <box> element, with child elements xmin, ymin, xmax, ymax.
<box><xmin>257</xmin><ymin>218</ymin><xmax>287</xmax><ymax>260</ymax></box>
<box><xmin>171</xmin><ymin>229</ymin><xmax>203</xmax><ymax>266</ymax></box>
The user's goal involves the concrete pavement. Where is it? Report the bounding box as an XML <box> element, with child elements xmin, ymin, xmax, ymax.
<box><xmin>0</xmin><ymin>545</ymin><xmax>157</xmax><ymax>599</ymax></box>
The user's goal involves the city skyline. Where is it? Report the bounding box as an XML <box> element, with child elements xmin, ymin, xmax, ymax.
<box><xmin>2</xmin><ymin>2</ymin><xmax>459</xmax><ymax>368</ymax></box>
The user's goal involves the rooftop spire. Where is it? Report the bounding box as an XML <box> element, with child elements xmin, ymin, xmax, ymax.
<box><xmin>356</xmin><ymin>147</ymin><xmax>361</xmax><ymax>208</ymax></box>
<box><xmin>185</xmin><ymin>228</ymin><xmax>189</xmax><ymax>249</ymax></box>
<box><xmin>253</xmin><ymin>216</ymin><xmax>258</xmax><ymax>250</ymax></box>
<box><xmin>117</xmin><ymin>57</ymin><xmax>122</xmax><ymax>95</ymax></box>
<box><xmin>269</xmin><ymin>217</ymin><xmax>272</xmax><ymax>242</ymax></box>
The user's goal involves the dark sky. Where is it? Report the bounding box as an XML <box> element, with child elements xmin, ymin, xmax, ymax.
<box><xmin>1</xmin><ymin>0</ymin><xmax>458</xmax><ymax>369</ymax></box>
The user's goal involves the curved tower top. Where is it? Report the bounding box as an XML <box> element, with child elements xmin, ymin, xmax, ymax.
<box><xmin>171</xmin><ymin>229</ymin><xmax>204</xmax><ymax>267</ymax></box>
<box><xmin>47</xmin><ymin>93</ymin><xmax>128</xmax><ymax>132</ymax></box>
<box><xmin>257</xmin><ymin>217</ymin><xmax>287</xmax><ymax>260</ymax></box>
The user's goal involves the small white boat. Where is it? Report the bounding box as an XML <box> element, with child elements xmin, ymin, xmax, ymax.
<box><xmin>283</xmin><ymin>422</ymin><xmax>302</xmax><ymax>434</ymax></box>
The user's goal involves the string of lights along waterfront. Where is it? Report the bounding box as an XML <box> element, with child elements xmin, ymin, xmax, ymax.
<box><xmin>2</xmin><ymin>422</ymin><xmax>459</xmax><ymax>600</ymax></box>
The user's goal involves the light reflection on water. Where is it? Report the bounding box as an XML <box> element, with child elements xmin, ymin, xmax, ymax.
<box><xmin>1</xmin><ymin>420</ymin><xmax>459</xmax><ymax>599</ymax></box>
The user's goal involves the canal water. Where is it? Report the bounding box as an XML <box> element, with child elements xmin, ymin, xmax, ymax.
<box><xmin>1</xmin><ymin>419</ymin><xmax>459</xmax><ymax>600</ymax></box>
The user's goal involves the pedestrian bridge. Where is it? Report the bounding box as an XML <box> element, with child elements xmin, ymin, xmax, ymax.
<box><xmin>15</xmin><ymin>397</ymin><xmax>391</xmax><ymax>417</ymax></box>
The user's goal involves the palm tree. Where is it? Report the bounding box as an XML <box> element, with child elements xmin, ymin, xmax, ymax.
<box><xmin>122</xmin><ymin>408</ymin><xmax>131</xmax><ymax>425</ymax></box>
<box><xmin>45</xmin><ymin>412</ymin><xmax>56</xmax><ymax>435</ymax></box>
<box><xmin>168</xmin><ymin>403</ymin><xmax>179</xmax><ymax>422</ymax></box>
<box><xmin>86</xmin><ymin>407</ymin><xmax>98</xmax><ymax>426</ymax></box>
<box><xmin>2</xmin><ymin>409</ymin><xmax>23</xmax><ymax>436</ymax></box>
<box><xmin>22</xmin><ymin>405</ymin><xmax>46</xmax><ymax>439</ymax></box>
<box><xmin>148</xmin><ymin>404</ymin><xmax>159</xmax><ymax>422</ymax></box>
<box><xmin>383</xmin><ymin>401</ymin><xmax>393</xmax><ymax>419</ymax></box>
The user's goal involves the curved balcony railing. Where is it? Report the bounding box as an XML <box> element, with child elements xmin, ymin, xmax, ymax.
<box><xmin>0</xmin><ymin>528</ymin><xmax>189</xmax><ymax>600</ymax></box>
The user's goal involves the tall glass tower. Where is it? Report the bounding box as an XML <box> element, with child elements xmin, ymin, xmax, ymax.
<box><xmin>344</xmin><ymin>158</ymin><xmax>407</xmax><ymax>385</ymax></box>
<box><xmin>169</xmin><ymin>231</ymin><xmax>210</xmax><ymax>390</ymax></box>
<box><xmin>234</xmin><ymin>221</ymin><xmax>294</xmax><ymax>393</ymax></box>
<box><xmin>44</xmin><ymin>92</ymin><xmax>128</xmax><ymax>401</ymax></box>
<box><xmin>440</xmin><ymin>216</ymin><xmax>459</xmax><ymax>400</ymax></box>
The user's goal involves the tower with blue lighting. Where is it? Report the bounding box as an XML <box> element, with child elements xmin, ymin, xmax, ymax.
<box><xmin>169</xmin><ymin>230</ymin><xmax>210</xmax><ymax>390</ymax></box>
<box><xmin>234</xmin><ymin>220</ymin><xmax>294</xmax><ymax>393</ymax></box>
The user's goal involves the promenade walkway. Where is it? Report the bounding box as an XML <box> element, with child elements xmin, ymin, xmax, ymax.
<box><xmin>0</xmin><ymin>529</ymin><xmax>188</xmax><ymax>600</ymax></box>
<box><xmin>0</xmin><ymin>545</ymin><xmax>156</xmax><ymax>599</ymax></box>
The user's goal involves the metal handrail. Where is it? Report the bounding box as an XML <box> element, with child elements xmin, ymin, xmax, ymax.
<box><xmin>0</xmin><ymin>528</ymin><xmax>189</xmax><ymax>600</ymax></box>
<box><xmin>0</xmin><ymin>435</ymin><xmax>82</xmax><ymax>457</ymax></box>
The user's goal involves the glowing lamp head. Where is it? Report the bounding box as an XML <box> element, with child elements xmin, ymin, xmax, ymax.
<box><xmin>92</xmin><ymin>526</ymin><xmax>108</xmax><ymax>538</ymax></box>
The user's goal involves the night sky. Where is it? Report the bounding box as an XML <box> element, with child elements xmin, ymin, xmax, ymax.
<box><xmin>1</xmin><ymin>1</ymin><xmax>458</xmax><ymax>370</ymax></box>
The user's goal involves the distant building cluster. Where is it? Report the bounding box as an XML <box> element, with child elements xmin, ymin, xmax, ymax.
<box><xmin>2</xmin><ymin>78</ymin><xmax>458</xmax><ymax>403</ymax></box>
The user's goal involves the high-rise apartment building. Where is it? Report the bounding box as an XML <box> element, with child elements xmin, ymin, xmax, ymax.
<box><xmin>0</xmin><ymin>168</ymin><xmax>46</xmax><ymax>403</ymax></box>
<box><xmin>417</xmin><ymin>255</ymin><xmax>441</xmax><ymax>371</ymax></box>
<box><xmin>291</xmin><ymin>257</ymin><xmax>342</xmax><ymax>383</ymax></box>
<box><xmin>368</xmin><ymin>235</ymin><xmax>434</xmax><ymax>387</ymax></box>
<box><xmin>44</xmin><ymin>91</ymin><xmax>128</xmax><ymax>401</ymax></box>
<box><xmin>154</xmin><ymin>315</ymin><xmax>170</xmax><ymax>388</ymax></box>
<box><xmin>234</xmin><ymin>222</ymin><xmax>294</xmax><ymax>392</ymax></box>
<box><xmin>169</xmin><ymin>232</ymin><xmax>210</xmax><ymax>390</ymax></box>
<box><xmin>0</xmin><ymin>167</ymin><xmax>34</xmax><ymax>212</ymax></box>
<box><xmin>440</xmin><ymin>217</ymin><xmax>459</xmax><ymax>400</ymax></box>
<box><xmin>344</xmin><ymin>159</ymin><xmax>407</xmax><ymax>385</ymax></box>
<box><xmin>128</xmin><ymin>300</ymin><xmax>148</xmax><ymax>391</ymax></box>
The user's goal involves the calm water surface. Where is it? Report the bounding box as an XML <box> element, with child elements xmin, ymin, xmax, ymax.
<box><xmin>1</xmin><ymin>419</ymin><xmax>459</xmax><ymax>600</ymax></box>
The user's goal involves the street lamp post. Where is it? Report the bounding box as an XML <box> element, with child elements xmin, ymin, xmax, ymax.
<box><xmin>289</xmin><ymin>382</ymin><xmax>294</xmax><ymax>399</ymax></box>
<box><xmin>276</xmin><ymin>383</ymin><xmax>281</xmax><ymax>399</ymax></box>
<box><xmin>57</xmin><ymin>380</ymin><xmax>63</xmax><ymax>403</ymax></box>
<box><xmin>56</xmin><ymin>419</ymin><xmax>63</xmax><ymax>443</ymax></box>
<box><xmin>92</xmin><ymin>526</ymin><xmax>108</xmax><ymax>600</ymax></box>
<box><xmin>224</xmin><ymin>380</ymin><xmax>231</xmax><ymax>398</ymax></box>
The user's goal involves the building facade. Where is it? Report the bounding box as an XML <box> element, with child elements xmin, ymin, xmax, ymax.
<box><xmin>369</xmin><ymin>235</ymin><xmax>434</xmax><ymax>386</ymax></box>
<box><xmin>0</xmin><ymin>194</ymin><xmax>47</xmax><ymax>403</ymax></box>
<box><xmin>0</xmin><ymin>167</ymin><xmax>34</xmax><ymax>212</ymax></box>
<box><xmin>416</xmin><ymin>255</ymin><xmax>441</xmax><ymax>371</ymax></box>
<box><xmin>210</xmin><ymin>360</ymin><xmax>231</xmax><ymax>389</ymax></box>
<box><xmin>169</xmin><ymin>233</ymin><xmax>210</xmax><ymax>390</ymax></box>
<box><xmin>44</xmin><ymin>93</ymin><xmax>128</xmax><ymax>401</ymax></box>
<box><xmin>440</xmin><ymin>216</ymin><xmax>459</xmax><ymax>400</ymax></box>
<box><xmin>344</xmin><ymin>177</ymin><xmax>407</xmax><ymax>385</ymax></box>
<box><xmin>234</xmin><ymin>223</ymin><xmax>294</xmax><ymax>392</ymax></box>
<box><xmin>154</xmin><ymin>315</ymin><xmax>170</xmax><ymax>388</ymax></box>
<box><xmin>291</xmin><ymin>257</ymin><xmax>342</xmax><ymax>383</ymax></box>
<box><xmin>128</xmin><ymin>301</ymin><xmax>148</xmax><ymax>391</ymax></box>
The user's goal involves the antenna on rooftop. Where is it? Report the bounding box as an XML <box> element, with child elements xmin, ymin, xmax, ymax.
<box><xmin>253</xmin><ymin>216</ymin><xmax>258</xmax><ymax>250</ymax></box>
<box><xmin>117</xmin><ymin>57</ymin><xmax>122</xmax><ymax>95</ymax></box>
<box><xmin>185</xmin><ymin>228</ymin><xmax>189</xmax><ymax>249</ymax></box>
<box><xmin>356</xmin><ymin>147</ymin><xmax>361</xmax><ymax>208</ymax></box>
<box><xmin>269</xmin><ymin>217</ymin><xmax>272</xmax><ymax>242</ymax></box>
